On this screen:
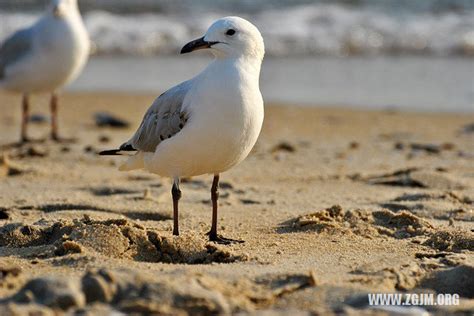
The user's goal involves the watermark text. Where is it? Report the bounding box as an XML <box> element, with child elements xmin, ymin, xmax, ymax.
<box><xmin>368</xmin><ymin>293</ymin><xmax>459</xmax><ymax>306</ymax></box>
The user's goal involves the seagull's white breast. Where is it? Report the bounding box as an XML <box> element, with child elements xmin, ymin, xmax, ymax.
<box><xmin>143</xmin><ymin>58</ymin><xmax>264</xmax><ymax>178</ymax></box>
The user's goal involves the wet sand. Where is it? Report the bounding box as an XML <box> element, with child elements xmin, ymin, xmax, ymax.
<box><xmin>0</xmin><ymin>92</ymin><xmax>473</xmax><ymax>315</ymax></box>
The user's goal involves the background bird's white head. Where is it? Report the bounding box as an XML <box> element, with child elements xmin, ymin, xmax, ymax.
<box><xmin>49</xmin><ymin>0</ymin><xmax>79</xmax><ymax>18</ymax></box>
<box><xmin>181</xmin><ymin>16</ymin><xmax>265</xmax><ymax>61</ymax></box>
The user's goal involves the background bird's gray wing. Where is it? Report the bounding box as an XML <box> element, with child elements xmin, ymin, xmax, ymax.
<box><xmin>126</xmin><ymin>80</ymin><xmax>192</xmax><ymax>153</ymax></box>
<box><xmin>0</xmin><ymin>28</ymin><xmax>34</xmax><ymax>79</ymax></box>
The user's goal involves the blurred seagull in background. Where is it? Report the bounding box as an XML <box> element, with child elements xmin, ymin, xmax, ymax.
<box><xmin>0</xmin><ymin>0</ymin><xmax>90</xmax><ymax>143</ymax></box>
<box><xmin>100</xmin><ymin>16</ymin><xmax>265</xmax><ymax>244</ymax></box>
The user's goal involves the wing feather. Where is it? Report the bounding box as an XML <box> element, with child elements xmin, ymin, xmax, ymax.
<box><xmin>0</xmin><ymin>28</ymin><xmax>34</xmax><ymax>79</ymax></box>
<box><xmin>126</xmin><ymin>80</ymin><xmax>192</xmax><ymax>153</ymax></box>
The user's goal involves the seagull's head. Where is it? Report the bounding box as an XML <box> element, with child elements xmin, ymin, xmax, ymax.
<box><xmin>181</xmin><ymin>16</ymin><xmax>265</xmax><ymax>61</ymax></box>
<box><xmin>50</xmin><ymin>0</ymin><xmax>79</xmax><ymax>18</ymax></box>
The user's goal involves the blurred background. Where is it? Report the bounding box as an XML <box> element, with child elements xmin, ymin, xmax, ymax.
<box><xmin>1</xmin><ymin>0</ymin><xmax>473</xmax><ymax>112</ymax></box>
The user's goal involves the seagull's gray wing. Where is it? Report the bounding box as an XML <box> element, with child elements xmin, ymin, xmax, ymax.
<box><xmin>0</xmin><ymin>28</ymin><xmax>34</xmax><ymax>79</ymax></box>
<box><xmin>124</xmin><ymin>80</ymin><xmax>192</xmax><ymax>153</ymax></box>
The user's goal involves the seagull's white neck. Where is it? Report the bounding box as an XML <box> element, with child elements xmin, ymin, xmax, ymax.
<box><xmin>46</xmin><ymin>4</ymin><xmax>82</xmax><ymax>22</ymax></box>
<box><xmin>209</xmin><ymin>55</ymin><xmax>262</xmax><ymax>82</ymax></box>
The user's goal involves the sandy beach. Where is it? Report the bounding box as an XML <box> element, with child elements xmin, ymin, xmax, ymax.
<box><xmin>0</xmin><ymin>92</ymin><xmax>472</xmax><ymax>314</ymax></box>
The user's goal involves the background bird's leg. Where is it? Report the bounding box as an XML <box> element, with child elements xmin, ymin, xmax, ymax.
<box><xmin>50</xmin><ymin>92</ymin><xmax>59</xmax><ymax>141</ymax></box>
<box><xmin>21</xmin><ymin>93</ymin><xmax>30</xmax><ymax>143</ymax></box>
<box><xmin>172</xmin><ymin>178</ymin><xmax>181</xmax><ymax>236</ymax></box>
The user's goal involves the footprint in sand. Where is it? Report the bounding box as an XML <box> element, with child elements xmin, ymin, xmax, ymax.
<box><xmin>380</xmin><ymin>192</ymin><xmax>474</xmax><ymax>222</ymax></box>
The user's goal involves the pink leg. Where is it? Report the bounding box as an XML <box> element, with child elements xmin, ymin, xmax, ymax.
<box><xmin>21</xmin><ymin>93</ymin><xmax>30</xmax><ymax>143</ymax></box>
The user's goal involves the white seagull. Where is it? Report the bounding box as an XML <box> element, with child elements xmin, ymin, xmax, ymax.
<box><xmin>0</xmin><ymin>0</ymin><xmax>90</xmax><ymax>142</ymax></box>
<box><xmin>100</xmin><ymin>16</ymin><xmax>265</xmax><ymax>244</ymax></box>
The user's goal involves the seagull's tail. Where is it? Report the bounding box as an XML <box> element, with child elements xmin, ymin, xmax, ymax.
<box><xmin>119</xmin><ymin>152</ymin><xmax>145</xmax><ymax>171</ymax></box>
<box><xmin>99</xmin><ymin>143</ymin><xmax>144</xmax><ymax>171</ymax></box>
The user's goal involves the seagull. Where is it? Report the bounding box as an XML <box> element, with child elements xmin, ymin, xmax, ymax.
<box><xmin>100</xmin><ymin>16</ymin><xmax>265</xmax><ymax>244</ymax></box>
<box><xmin>0</xmin><ymin>0</ymin><xmax>90</xmax><ymax>143</ymax></box>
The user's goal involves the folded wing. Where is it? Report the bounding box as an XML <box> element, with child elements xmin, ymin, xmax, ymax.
<box><xmin>100</xmin><ymin>80</ymin><xmax>192</xmax><ymax>156</ymax></box>
<box><xmin>0</xmin><ymin>28</ymin><xmax>34</xmax><ymax>80</ymax></box>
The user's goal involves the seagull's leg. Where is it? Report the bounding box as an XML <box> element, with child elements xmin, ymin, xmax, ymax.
<box><xmin>21</xmin><ymin>93</ymin><xmax>30</xmax><ymax>143</ymax></box>
<box><xmin>172</xmin><ymin>178</ymin><xmax>181</xmax><ymax>236</ymax></box>
<box><xmin>50</xmin><ymin>92</ymin><xmax>59</xmax><ymax>141</ymax></box>
<box><xmin>209</xmin><ymin>174</ymin><xmax>219</xmax><ymax>240</ymax></box>
<box><xmin>208</xmin><ymin>174</ymin><xmax>244</xmax><ymax>244</ymax></box>
<box><xmin>49</xmin><ymin>93</ymin><xmax>75</xmax><ymax>143</ymax></box>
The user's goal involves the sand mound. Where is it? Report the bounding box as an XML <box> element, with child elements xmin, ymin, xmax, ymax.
<box><xmin>356</xmin><ymin>168</ymin><xmax>466</xmax><ymax>190</ymax></box>
<box><xmin>0</xmin><ymin>217</ymin><xmax>247</xmax><ymax>264</ymax></box>
<box><xmin>0</xmin><ymin>155</ymin><xmax>26</xmax><ymax>178</ymax></box>
<box><xmin>12</xmin><ymin>277</ymin><xmax>85</xmax><ymax>310</ymax></box>
<box><xmin>0</xmin><ymin>222</ymin><xmax>73</xmax><ymax>249</ymax></box>
<box><xmin>0</xmin><ymin>269</ymin><xmax>317</xmax><ymax>315</ymax></box>
<box><xmin>146</xmin><ymin>231</ymin><xmax>247</xmax><ymax>264</ymax></box>
<box><xmin>423</xmin><ymin>229</ymin><xmax>474</xmax><ymax>252</ymax></box>
<box><xmin>288</xmin><ymin>206</ymin><xmax>474</xmax><ymax>253</ymax></box>
<box><xmin>288</xmin><ymin>205</ymin><xmax>433</xmax><ymax>239</ymax></box>
<box><xmin>419</xmin><ymin>264</ymin><xmax>474</xmax><ymax>298</ymax></box>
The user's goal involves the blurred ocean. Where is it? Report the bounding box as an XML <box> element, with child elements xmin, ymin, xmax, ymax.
<box><xmin>1</xmin><ymin>0</ymin><xmax>474</xmax><ymax>57</ymax></box>
<box><xmin>0</xmin><ymin>1</ymin><xmax>473</xmax><ymax>111</ymax></box>
<box><xmin>70</xmin><ymin>56</ymin><xmax>474</xmax><ymax>112</ymax></box>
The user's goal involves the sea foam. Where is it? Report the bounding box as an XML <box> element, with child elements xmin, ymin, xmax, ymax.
<box><xmin>0</xmin><ymin>4</ymin><xmax>473</xmax><ymax>57</ymax></box>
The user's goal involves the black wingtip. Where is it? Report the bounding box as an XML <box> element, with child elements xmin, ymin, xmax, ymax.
<box><xmin>98</xmin><ymin>149</ymin><xmax>121</xmax><ymax>156</ymax></box>
<box><xmin>119</xmin><ymin>143</ymin><xmax>135</xmax><ymax>151</ymax></box>
<box><xmin>99</xmin><ymin>143</ymin><xmax>136</xmax><ymax>156</ymax></box>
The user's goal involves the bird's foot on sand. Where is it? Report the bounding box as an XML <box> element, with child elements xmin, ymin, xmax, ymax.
<box><xmin>207</xmin><ymin>232</ymin><xmax>245</xmax><ymax>245</ymax></box>
<box><xmin>21</xmin><ymin>137</ymin><xmax>32</xmax><ymax>145</ymax></box>
<box><xmin>51</xmin><ymin>136</ymin><xmax>77</xmax><ymax>144</ymax></box>
<box><xmin>22</xmin><ymin>137</ymin><xmax>48</xmax><ymax>144</ymax></box>
<box><xmin>1</xmin><ymin>138</ymin><xmax>45</xmax><ymax>149</ymax></box>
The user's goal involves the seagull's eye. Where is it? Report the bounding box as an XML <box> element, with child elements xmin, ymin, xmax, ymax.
<box><xmin>226</xmin><ymin>29</ymin><xmax>236</xmax><ymax>36</ymax></box>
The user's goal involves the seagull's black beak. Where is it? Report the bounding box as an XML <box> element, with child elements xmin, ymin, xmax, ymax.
<box><xmin>53</xmin><ymin>5</ymin><xmax>61</xmax><ymax>16</ymax></box>
<box><xmin>180</xmin><ymin>37</ymin><xmax>219</xmax><ymax>54</ymax></box>
<box><xmin>53</xmin><ymin>4</ymin><xmax>65</xmax><ymax>17</ymax></box>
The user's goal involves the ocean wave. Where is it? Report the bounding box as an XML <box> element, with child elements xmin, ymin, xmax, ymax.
<box><xmin>1</xmin><ymin>4</ymin><xmax>473</xmax><ymax>57</ymax></box>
